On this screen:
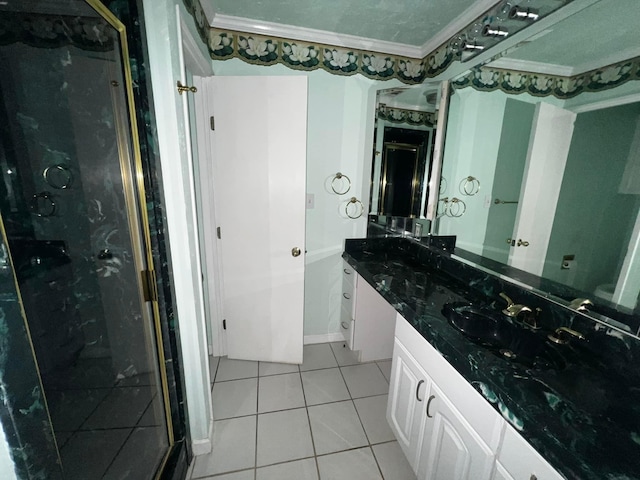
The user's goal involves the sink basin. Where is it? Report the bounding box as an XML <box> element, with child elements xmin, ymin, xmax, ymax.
<box><xmin>442</xmin><ymin>302</ymin><xmax>566</xmax><ymax>371</ymax></box>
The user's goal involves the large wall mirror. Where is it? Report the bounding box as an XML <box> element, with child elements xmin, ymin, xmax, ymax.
<box><xmin>434</xmin><ymin>0</ymin><xmax>640</xmax><ymax>332</ymax></box>
<box><xmin>368</xmin><ymin>83</ymin><xmax>442</xmax><ymax>235</ymax></box>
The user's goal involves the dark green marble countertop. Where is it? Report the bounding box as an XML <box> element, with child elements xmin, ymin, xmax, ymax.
<box><xmin>343</xmin><ymin>237</ymin><xmax>640</xmax><ymax>480</ymax></box>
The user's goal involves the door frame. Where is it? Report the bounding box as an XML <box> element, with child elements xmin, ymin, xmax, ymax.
<box><xmin>176</xmin><ymin>9</ymin><xmax>225</xmax><ymax>358</ymax></box>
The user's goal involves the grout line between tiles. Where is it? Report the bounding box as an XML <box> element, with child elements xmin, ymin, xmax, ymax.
<box><xmin>254</xmin><ymin>373</ymin><xmax>260</xmax><ymax>480</ymax></box>
<box><xmin>297</xmin><ymin>362</ymin><xmax>321</xmax><ymax>480</ymax></box>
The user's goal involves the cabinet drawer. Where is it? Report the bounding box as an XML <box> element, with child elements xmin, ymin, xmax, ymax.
<box><xmin>340</xmin><ymin>306</ymin><xmax>354</xmax><ymax>348</ymax></box>
<box><xmin>342</xmin><ymin>261</ymin><xmax>356</xmax><ymax>291</ymax></box>
<box><xmin>498</xmin><ymin>424</ymin><xmax>563</xmax><ymax>480</ymax></box>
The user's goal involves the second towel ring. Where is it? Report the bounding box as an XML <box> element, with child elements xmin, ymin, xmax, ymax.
<box><xmin>459</xmin><ymin>176</ymin><xmax>480</xmax><ymax>196</ymax></box>
<box><xmin>331</xmin><ymin>172</ymin><xmax>351</xmax><ymax>195</ymax></box>
<box><xmin>31</xmin><ymin>191</ymin><xmax>56</xmax><ymax>217</ymax></box>
<box><xmin>345</xmin><ymin>197</ymin><xmax>364</xmax><ymax>219</ymax></box>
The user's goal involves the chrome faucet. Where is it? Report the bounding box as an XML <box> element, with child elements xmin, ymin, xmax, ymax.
<box><xmin>499</xmin><ymin>292</ymin><xmax>540</xmax><ymax>329</ymax></box>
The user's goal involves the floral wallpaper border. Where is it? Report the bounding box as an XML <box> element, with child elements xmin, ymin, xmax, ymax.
<box><xmin>453</xmin><ymin>56</ymin><xmax>640</xmax><ymax>99</ymax></box>
<box><xmin>377</xmin><ymin>105</ymin><xmax>436</xmax><ymax>127</ymax></box>
<box><xmin>180</xmin><ymin>0</ymin><xmax>640</xmax><ymax>99</ymax></box>
<box><xmin>209</xmin><ymin>30</ymin><xmax>453</xmax><ymax>84</ymax></box>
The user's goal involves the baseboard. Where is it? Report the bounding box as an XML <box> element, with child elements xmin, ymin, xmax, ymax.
<box><xmin>304</xmin><ymin>333</ymin><xmax>343</xmax><ymax>345</ymax></box>
<box><xmin>191</xmin><ymin>418</ymin><xmax>214</xmax><ymax>456</ymax></box>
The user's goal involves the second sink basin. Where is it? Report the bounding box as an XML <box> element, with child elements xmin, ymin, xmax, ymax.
<box><xmin>442</xmin><ymin>302</ymin><xmax>566</xmax><ymax>371</ymax></box>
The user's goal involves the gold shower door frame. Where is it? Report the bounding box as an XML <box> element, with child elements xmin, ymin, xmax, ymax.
<box><xmin>0</xmin><ymin>0</ymin><xmax>176</xmax><ymax>477</ymax></box>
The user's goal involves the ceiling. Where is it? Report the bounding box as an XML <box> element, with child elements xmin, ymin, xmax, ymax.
<box><xmin>488</xmin><ymin>0</ymin><xmax>640</xmax><ymax>75</ymax></box>
<box><xmin>205</xmin><ymin>0</ymin><xmax>492</xmax><ymax>53</ymax></box>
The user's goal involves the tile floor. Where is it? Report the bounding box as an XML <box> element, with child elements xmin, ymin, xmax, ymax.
<box><xmin>190</xmin><ymin>342</ymin><xmax>416</xmax><ymax>480</ymax></box>
<box><xmin>45</xmin><ymin>357</ymin><xmax>168</xmax><ymax>479</ymax></box>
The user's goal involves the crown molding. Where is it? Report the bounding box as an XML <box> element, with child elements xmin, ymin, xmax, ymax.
<box><xmin>487</xmin><ymin>58</ymin><xmax>574</xmax><ymax>77</ymax></box>
<box><xmin>210</xmin><ymin>14</ymin><xmax>423</xmax><ymax>58</ymax></box>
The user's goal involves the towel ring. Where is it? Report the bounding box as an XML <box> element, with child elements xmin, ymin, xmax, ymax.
<box><xmin>331</xmin><ymin>172</ymin><xmax>351</xmax><ymax>195</ymax></box>
<box><xmin>43</xmin><ymin>164</ymin><xmax>73</xmax><ymax>189</ymax></box>
<box><xmin>459</xmin><ymin>176</ymin><xmax>480</xmax><ymax>196</ymax></box>
<box><xmin>31</xmin><ymin>191</ymin><xmax>56</xmax><ymax>217</ymax></box>
<box><xmin>446</xmin><ymin>197</ymin><xmax>466</xmax><ymax>218</ymax></box>
<box><xmin>345</xmin><ymin>197</ymin><xmax>364</xmax><ymax>219</ymax></box>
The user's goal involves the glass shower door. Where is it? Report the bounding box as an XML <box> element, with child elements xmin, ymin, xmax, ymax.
<box><xmin>0</xmin><ymin>1</ymin><xmax>172</xmax><ymax>478</ymax></box>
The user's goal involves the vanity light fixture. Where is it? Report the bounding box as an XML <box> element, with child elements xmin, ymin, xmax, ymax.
<box><xmin>509</xmin><ymin>6</ymin><xmax>540</xmax><ymax>21</ymax></box>
<box><xmin>483</xmin><ymin>25</ymin><xmax>509</xmax><ymax>38</ymax></box>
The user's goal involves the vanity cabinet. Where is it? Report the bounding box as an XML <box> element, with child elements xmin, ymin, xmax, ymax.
<box><xmin>388</xmin><ymin>313</ymin><xmax>562</xmax><ymax>480</ymax></box>
<box><xmin>341</xmin><ymin>261</ymin><xmax>396</xmax><ymax>362</ymax></box>
<box><xmin>492</xmin><ymin>424</ymin><xmax>564</xmax><ymax>480</ymax></box>
<box><xmin>388</xmin><ymin>317</ymin><xmax>499</xmax><ymax>480</ymax></box>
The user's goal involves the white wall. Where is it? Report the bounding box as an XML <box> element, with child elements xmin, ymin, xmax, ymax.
<box><xmin>141</xmin><ymin>0</ymin><xmax>213</xmax><ymax>455</ymax></box>
<box><xmin>212</xmin><ymin>59</ymin><xmax>389</xmax><ymax>339</ymax></box>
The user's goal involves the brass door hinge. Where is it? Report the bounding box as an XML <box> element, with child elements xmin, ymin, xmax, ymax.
<box><xmin>141</xmin><ymin>269</ymin><xmax>158</xmax><ymax>302</ymax></box>
<box><xmin>176</xmin><ymin>80</ymin><xmax>197</xmax><ymax>95</ymax></box>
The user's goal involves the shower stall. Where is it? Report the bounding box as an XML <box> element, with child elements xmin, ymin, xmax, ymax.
<box><xmin>0</xmin><ymin>1</ymin><xmax>184</xmax><ymax>478</ymax></box>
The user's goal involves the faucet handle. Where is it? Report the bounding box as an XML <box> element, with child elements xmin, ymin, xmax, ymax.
<box><xmin>569</xmin><ymin>298</ymin><xmax>593</xmax><ymax>312</ymax></box>
<box><xmin>499</xmin><ymin>292</ymin><xmax>514</xmax><ymax>308</ymax></box>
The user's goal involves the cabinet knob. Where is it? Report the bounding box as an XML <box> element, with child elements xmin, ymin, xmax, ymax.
<box><xmin>341</xmin><ymin>322</ymin><xmax>349</xmax><ymax>330</ymax></box>
<box><xmin>530</xmin><ymin>476</ymin><xmax>537</xmax><ymax>480</ymax></box>
<box><xmin>291</xmin><ymin>247</ymin><xmax>301</xmax><ymax>257</ymax></box>
<box><xmin>342</xmin><ymin>293</ymin><xmax>351</xmax><ymax>300</ymax></box>
<box><xmin>343</xmin><ymin>268</ymin><xmax>352</xmax><ymax>275</ymax></box>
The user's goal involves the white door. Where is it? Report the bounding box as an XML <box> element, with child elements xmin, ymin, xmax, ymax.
<box><xmin>508</xmin><ymin>102</ymin><xmax>576</xmax><ymax>275</ymax></box>
<box><xmin>418</xmin><ymin>383</ymin><xmax>495</xmax><ymax>480</ymax></box>
<box><xmin>387</xmin><ymin>339</ymin><xmax>430</xmax><ymax>472</ymax></box>
<box><xmin>204</xmin><ymin>76</ymin><xmax>307</xmax><ymax>364</ymax></box>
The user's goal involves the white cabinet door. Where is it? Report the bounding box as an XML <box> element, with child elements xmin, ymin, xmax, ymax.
<box><xmin>418</xmin><ymin>383</ymin><xmax>495</xmax><ymax>480</ymax></box>
<box><xmin>387</xmin><ymin>339</ymin><xmax>430</xmax><ymax>471</ymax></box>
<box><xmin>491</xmin><ymin>462</ymin><xmax>515</xmax><ymax>480</ymax></box>
<box><xmin>497</xmin><ymin>424</ymin><xmax>564</xmax><ymax>480</ymax></box>
<box><xmin>206</xmin><ymin>76</ymin><xmax>307</xmax><ymax>364</ymax></box>
<box><xmin>353</xmin><ymin>276</ymin><xmax>397</xmax><ymax>361</ymax></box>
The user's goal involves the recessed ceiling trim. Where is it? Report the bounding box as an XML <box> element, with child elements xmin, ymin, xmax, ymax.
<box><xmin>210</xmin><ymin>14</ymin><xmax>423</xmax><ymax>58</ymax></box>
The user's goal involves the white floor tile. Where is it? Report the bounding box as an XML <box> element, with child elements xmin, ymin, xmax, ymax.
<box><xmin>199</xmin><ymin>469</ymin><xmax>255</xmax><ymax>480</ymax></box>
<box><xmin>212</xmin><ymin>378</ymin><xmax>258</xmax><ymax>419</ymax></box>
<box><xmin>316</xmin><ymin>447</ymin><xmax>382</xmax><ymax>480</ymax></box>
<box><xmin>353</xmin><ymin>395</ymin><xmax>395</xmax><ymax>444</ymax></box>
<box><xmin>256</xmin><ymin>408</ymin><xmax>314</xmax><ymax>467</ymax></box>
<box><xmin>192</xmin><ymin>416</ymin><xmax>256</xmax><ymax>477</ymax></box>
<box><xmin>300</xmin><ymin>344</ymin><xmax>338</xmax><ymax>371</ymax></box>
<box><xmin>259</xmin><ymin>362</ymin><xmax>299</xmax><ymax>377</ymax></box>
<box><xmin>301</xmin><ymin>368</ymin><xmax>350</xmax><ymax>406</ymax></box>
<box><xmin>83</xmin><ymin>387</ymin><xmax>153</xmax><ymax>429</ymax></box>
<box><xmin>216</xmin><ymin>358</ymin><xmax>259</xmax><ymax>382</ymax></box>
<box><xmin>372</xmin><ymin>441</ymin><xmax>417</xmax><ymax>480</ymax></box>
<box><xmin>256</xmin><ymin>458</ymin><xmax>318</xmax><ymax>480</ymax></box>
<box><xmin>376</xmin><ymin>360</ymin><xmax>392</xmax><ymax>382</ymax></box>
<box><xmin>341</xmin><ymin>364</ymin><xmax>389</xmax><ymax>398</ymax></box>
<box><xmin>308</xmin><ymin>401</ymin><xmax>368</xmax><ymax>455</ymax></box>
<box><xmin>258</xmin><ymin>373</ymin><xmax>305</xmax><ymax>413</ymax></box>
<box><xmin>329</xmin><ymin>342</ymin><xmax>360</xmax><ymax>367</ymax></box>
<box><xmin>209</xmin><ymin>356</ymin><xmax>220</xmax><ymax>385</ymax></box>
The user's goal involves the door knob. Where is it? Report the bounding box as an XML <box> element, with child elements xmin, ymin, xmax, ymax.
<box><xmin>291</xmin><ymin>247</ymin><xmax>301</xmax><ymax>257</ymax></box>
<box><xmin>517</xmin><ymin>239</ymin><xmax>530</xmax><ymax>247</ymax></box>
